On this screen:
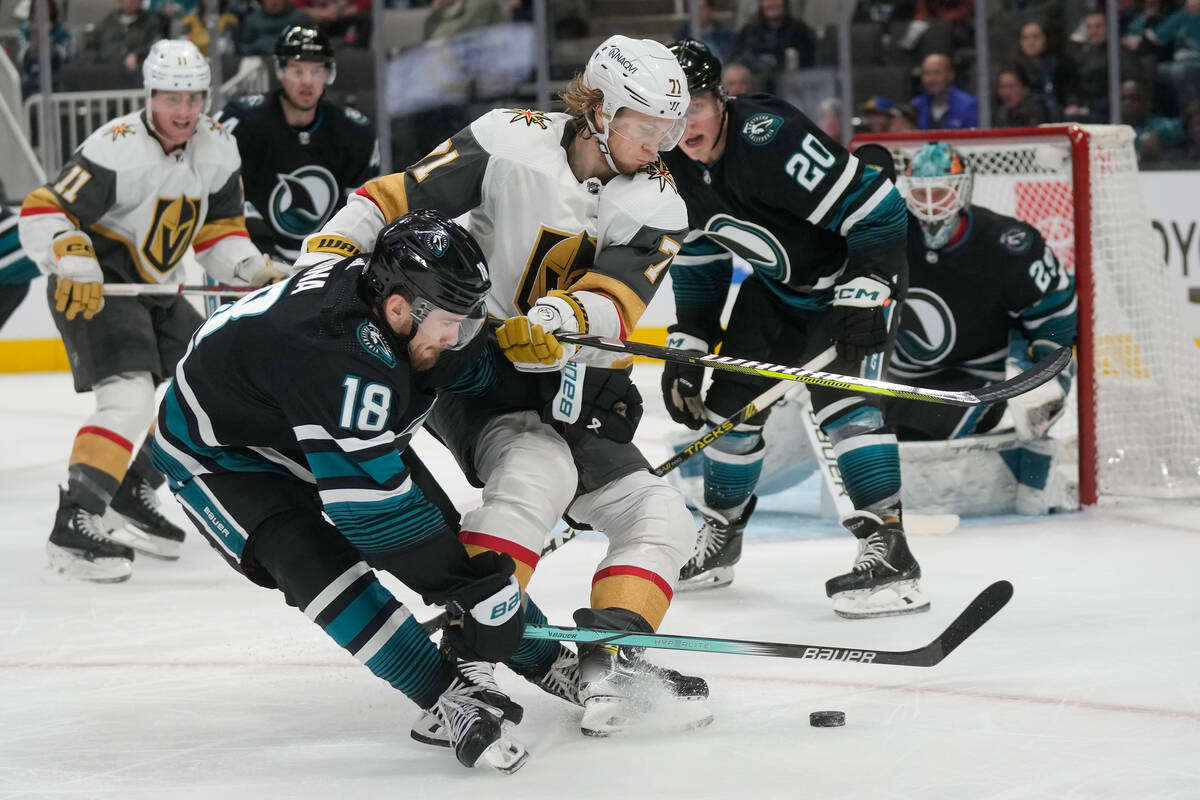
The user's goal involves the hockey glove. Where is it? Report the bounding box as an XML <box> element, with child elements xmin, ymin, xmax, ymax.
<box><xmin>50</xmin><ymin>232</ymin><xmax>104</xmax><ymax>320</ymax></box>
<box><xmin>234</xmin><ymin>253</ymin><xmax>288</xmax><ymax>286</ymax></box>
<box><xmin>1005</xmin><ymin>355</ymin><xmax>1070</xmax><ymax>441</ymax></box>
<box><xmin>541</xmin><ymin>362</ymin><xmax>644</xmax><ymax>444</ymax></box>
<box><xmin>661</xmin><ymin>331</ymin><xmax>708</xmax><ymax>429</ymax></box>
<box><xmin>828</xmin><ymin>276</ymin><xmax>893</xmax><ymax>362</ymax></box>
<box><xmin>497</xmin><ymin>291</ymin><xmax>586</xmax><ymax>372</ymax></box>
<box><xmin>424</xmin><ymin>551</ymin><xmax>524</xmax><ymax>663</ymax></box>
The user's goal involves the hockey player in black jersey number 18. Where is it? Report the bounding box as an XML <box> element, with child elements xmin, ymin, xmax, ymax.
<box><xmin>662</xmin><ymin>39</ymin><xmax>927</xmax><ymax>619</ymax></box>
<box><xmin>215</xmin><ymin>26</ymin><xmax>379</xmax><ymax>264</ymax></box>
<box><xmin>294</xmin><ymin>35</ymin><xmax>714</xmax><ymax>738</ymax></box>
<box><xmin>19</xmin><ymin>39</ymin><xmax>285</xmax><ymax>584</ymax></box>
<box><xmin>151</xmin><ymin>210</ymin><xmax>529</xmax><ymax>774</ymax></box>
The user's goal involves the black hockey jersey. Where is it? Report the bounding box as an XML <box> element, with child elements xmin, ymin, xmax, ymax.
<box><xmin>661</xmin><ymin>94</ymin><xmax>909</xmax><ymax>343</ymax></box>
<box><xmin>892</xmin><ymin>205</ymin><xmax>1077</xmax><ymax>382</ymax></box>
<box><xmin>216</xmin><ymin>91</ymin><xmax>380</xmax><ymax>262</ymax></box>
<box><xmin>153</xmin><ymin>258</ymin><xmax>492</xmax><ymax>561</ymax></box>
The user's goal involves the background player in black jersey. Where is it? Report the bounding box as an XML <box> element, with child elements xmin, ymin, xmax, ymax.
<box><xmin>890</xmin><ymin>142</ymin><xmax>1077</xmax><ymax>509</ymax></box>
<box><xmin>662</xmin><ymin>39</ymin><xmax>924</xmax><ymax>619</ymax></box>
<box><xmin>151</xmin><ymin>210</ymin><xmax>529</xmax><ymax>773</ymax></box>
<box><xmin>216</xmin><ymin>26</ymin><xmax>379</xmax><ymax>265</ymax></box>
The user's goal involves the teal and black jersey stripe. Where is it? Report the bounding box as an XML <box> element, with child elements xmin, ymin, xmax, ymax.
<box><xmin>0</xmin><ymin>207</ymin><xmax>37</xmax><ymax>285</ymax></box>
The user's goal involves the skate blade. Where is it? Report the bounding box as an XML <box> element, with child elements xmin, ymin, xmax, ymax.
<box><xmin>832</xmin><ymin>579</ymin><xmax>930</xmax><ymax>619</ymax></box>
<box><xmin>101</xmin><ymin>524</ymin><xmax>182</xmax><ymax>561</ymax></box>
<box><xmin>580</xmin><ymin>695</ymin><xmax>713</xmax><ymax>737</ymax></box>
<box><xmin>410</xmin><ymin>711</ymin><xmax>452</xmax><ymax>748</ymax></box>
<box><xmin>474</xmin><ymin>737</ymin><xmax>529</xmax><ymax>774</ymax></box>
<box><xmin>46</xmin><ymin>543</ymin><xmax>132</xmax><ymax>583</ymax></box>
<box><xmin>674</xmin><ymin>566</ymin><xmax>735</xmax><ymax>593</ymax></box>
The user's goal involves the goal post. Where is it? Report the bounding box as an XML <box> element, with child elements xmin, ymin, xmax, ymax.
<box><xmin>852</xmin><ymin>124</ymin><xmax>1200</xmax><ymax>505</ymax></box>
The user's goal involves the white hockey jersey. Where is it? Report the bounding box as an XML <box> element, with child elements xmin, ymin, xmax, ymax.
<box><xmin>20</xmin><ymin>109</ymin><xmax>260</xmax><ymax>285</ymax></box>
<box><xmin>296</xmin><ymin>108</ymin><xmax>688</xmax><ymax>346</ymax></box>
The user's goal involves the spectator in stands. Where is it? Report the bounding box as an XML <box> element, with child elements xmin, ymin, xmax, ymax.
<box><xmin>1121</xmin><ymin>77</ymin><xmax>1188</xmax><ymax>162</ymax></box>
<box><xmin>237</xmin><ymin>0</ymin><xmax>311</xmax><ymax>57</ymax></box>
<box><xmin>1064</xmin><ymin>9</ymin><xmax>1141</xmax><ymax>123</ymax></box>
<box><xmin>293</xmin><ymin>0</ymin><xmax>371</xmax><ymax>46</ymax></box>
<box><xmin>673</xmin><ymin>0</ymin><xmax>736</xmax><ymax>63</ymax></box>
<box><xmin>732</xmin><ymin>0</ymin><xmax>815</xmax><ymax>93</ymax></box>
<box><xmin>146</xmin><ymin>0</ymin><xmax>196</xmax><ymax>31</ymax></box>
<box><xmin>16</xmin><ymin>0</ymin><xmax>71</xmax><ymax>98</ymax></box>
<box><xmin>890</xmin><ymin>102</ymin><xmax>920</xmax><ymax>131</ymax></box>
<box><xmin>856</xmin><ymin>95</ymin><xmax>894</xmax><ymax>133</ymax></box>
<box><xmin>82</xmin><ymin>0</ymin><xmax>166</xmax><ymax>75</ymax></box>
<box><xmin>423</xmin><ymin>0</ymin><xmax>504</xmax><ymax>41</ymax></box>
<box><xmin>722</xmin><ymin>61</ymin><xmax>755</xmax><ymax>95</ymax></box>
<box><xmin>898</xmin><ymin>0</ymin><xmax>975</xmax><ymax>56</ymax></box>
<box><xmin>1016</xmin><ymin>21</ymin><xmax>1070</xmax><ymax>120</ymax></box>
<box><xmin>1147</xmin><ymin>0</ymin><xmax>1200</xmax><ymax>113</ymax></box>
<box><xmin>995</xmin><ymin>63</ymin><xmax>1051</xmax><ymax>126</ymax></box>
<box><xmin>180</xmin><ymin>1</ymin><xmax>240</xmax><ymax>55</ymax></box>
<box><xmin>1123</xmin><ymin>0</ymin><xmax>1173</xmax><ymax>51</ymax></box>
<box><xmin>911</xmin><ymin>52</ymin><xmax>979</xmax><ymax>129</ymax></box>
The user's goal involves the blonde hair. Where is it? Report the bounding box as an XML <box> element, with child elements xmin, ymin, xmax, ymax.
<box><xmin>560</xmin><ymin>73</ymin><xmax>604</xmax><ymax>130</ymax></box>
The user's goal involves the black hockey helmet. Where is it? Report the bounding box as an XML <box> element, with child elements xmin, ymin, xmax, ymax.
<box><xmin>668</xmin><ymin>38</ymin><xmax>725</xmax><ymax>99</ymax></box>
<box><xmin>363</xmin><ymin>209</ymin><xmax>491</xmax><ymax>350</ymax></box>
<box><xmin>274</xmin><ymin>26</ymin><xmax>337</xmax><ymax>84</ymax></box>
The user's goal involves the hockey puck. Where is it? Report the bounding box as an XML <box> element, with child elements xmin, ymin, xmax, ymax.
<box><xmin>809</xmin><ymin>710</ymin><xmax>845</xmax><ymax>727</ymax></box>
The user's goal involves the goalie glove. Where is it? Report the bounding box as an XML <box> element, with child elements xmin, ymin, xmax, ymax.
<box><xmin>424</xmin><ymin>552</ymin><xmax>524</xmax><ymax>663</ymax></box>
<box><xmin>828</xmin><ymin>275</ymin><xmax>893</xmax><ymax>362</ymax></box>
<box><xmin>49</xmin><ymin>231</ymin><xmax>104</xmax><ymax>320</ymax></box>
<box><xmin>496</xmin><ymin>290</ymin><xmax>587</xmax><ymax>372</ymax></box>
<box><xmin>233</xmin><ymin>253</ymin><xmax>288</xmax><ymax>286</ymax></box>
<box><xmin>1005</xmin><ymin>354</ymin><xmax>1070</xmax><ymax>441</ymax></box>
<box><xmin>541</xmin><ymin>362</ymin><xmax>644</xmax><ymax>444</ymax></box>
<box><xmin>661</xmin><ymin>330</ymin><xmax>708</xmax><ymax>430</ymax></box>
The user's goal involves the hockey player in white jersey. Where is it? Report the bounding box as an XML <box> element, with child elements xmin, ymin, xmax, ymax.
<box><xmin>294</xmin><ymin>36</ymin><xmax>712</xmax><ymax>737</ymax></box>
<box><xmin>19</xmin><ymin>39</ymin><xmax>285</xmax><ymax>583</ymax></box>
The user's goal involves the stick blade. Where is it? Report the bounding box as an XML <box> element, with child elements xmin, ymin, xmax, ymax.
<box><xmin>935</xmin><ymin>580</ymin><xmax>1014</xmax><ymax>663</ymax></box>
<box><xmin>971</xmin><ymin>347</ymin><xmax>1073</xmax><ymax>405</ymax></box>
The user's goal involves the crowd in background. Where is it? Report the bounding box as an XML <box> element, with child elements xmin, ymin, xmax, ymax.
<box><xmin>3</xmin><ymin>0</ymin><xmax>1200</xmax><ymax>168</ymax></box>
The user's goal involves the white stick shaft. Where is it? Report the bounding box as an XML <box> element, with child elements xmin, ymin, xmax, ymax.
<box><xmin>103</xmin><ymin>283</ymin><xmax>257</xmax><ymax>297</ymax></box>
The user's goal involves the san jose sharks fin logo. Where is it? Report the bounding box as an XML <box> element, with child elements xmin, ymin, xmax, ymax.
<box><xmin>357</xmin><ymin>321</ymin><xmax>396</xmax><ymax>367</ymax></box>
<box><xmin>268</xmin><ymin>165</ymin><xmax>340</xmax><ymax>239</ymax></box>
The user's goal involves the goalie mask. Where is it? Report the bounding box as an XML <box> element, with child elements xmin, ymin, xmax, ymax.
<box><xmin>275</xmin><ymin>25</ymin><xmax>337</xmax><ymax>85</ymax></box>
<box><xmin>901</xmin><ymin>142</ymin><xmax>973</xmax><ymax>249</ymax></box>
<box><xmin>362</xmin><ymin>209</ymin><xmax>491</xmax><ymax>350</ymax></box>
<box><xmin>584</xmin><ymin>35</ymin><xmax>689</xmax><ymax>173</ymax></box>
<box><xmin>142</xmin><ymin>39</ymin><xmax>211</xmax><ymax>140</ymax></box>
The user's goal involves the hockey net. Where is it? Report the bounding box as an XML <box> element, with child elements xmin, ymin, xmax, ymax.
<box><xmin>853</xmin><ymin>125</ymin><xmax>1200</xmax><ymax>504</ymax></box>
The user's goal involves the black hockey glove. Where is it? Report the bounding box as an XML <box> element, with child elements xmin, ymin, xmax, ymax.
<box><xmin>541</xmin><ymin>363</ymin><xmax>643</xmax><ymax>444</ymax></box>
<box><xmin>828</xmin><ymin>276</ymin><xmax>893</xmax><ymax>362</ymax></box>
<box><xmin>423</xmin><ymin>551</ymin><xmax>524</xmax><ymax>663</ymax></box>
<box><xmin>660</xmin><ymin>330</ymin><xmax>708</xmax><ymax>430</ymax></box>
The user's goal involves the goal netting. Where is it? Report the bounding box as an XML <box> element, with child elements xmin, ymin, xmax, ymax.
<box><xmin>854</xmin><ymin>125</ymin><xmax>1200</xmax><ymax>503</ymax></box>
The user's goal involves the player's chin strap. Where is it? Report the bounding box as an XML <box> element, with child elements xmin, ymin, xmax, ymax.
<box><xmin>584</xmin><ymin>113</ymin><xmax>621</xmax><ymax>174</ymax></box>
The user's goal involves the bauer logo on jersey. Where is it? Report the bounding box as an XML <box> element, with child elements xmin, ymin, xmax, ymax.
<box><xmin>740</xmin><ymin>113</ymin><xmax>784</xmax><ymax>146</ymax></box>
<box><xmin>268</xmin><ymin>165</ymin><xmax>340</xmax><ymax>239</ymax></box>
<box><xmin>357</xmin><ymin>321</ymin><xmax>396</xmax><ymax>367</ymax></box>
<box><xmin>142</xmin><ymin>196</ymin><xmax>202</xmax><ymax>273</ymax></box>
<box><xmin>894</xmin><ymin>288</ymin><xmax>957</xmax><ymax>367</ymax></box>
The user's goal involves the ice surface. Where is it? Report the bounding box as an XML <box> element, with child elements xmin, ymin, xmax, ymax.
<box><xmin>2</xmin><ymin>368</ymin><xmax>1198</xmax><ymax>799</ymax></box>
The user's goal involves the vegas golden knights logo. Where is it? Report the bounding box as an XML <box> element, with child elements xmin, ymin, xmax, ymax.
<box><xmin>142</xmin><ymin>196</ymin><xmax>201</xmax><ymax>273</ymax></box>
<box><xmin>515</xmin><ymin>227</ymin><xmax>597</xmax><ymax>313</ymax></box>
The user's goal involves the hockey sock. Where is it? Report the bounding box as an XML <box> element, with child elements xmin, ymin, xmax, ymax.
<box><xmin>125</xmin><ymin>430</ymin><xmax>166</xmax><ymax>490</ymax></box>
<box><xmin>67</xmin><ymin>426</ymin><xmax>133</xmax><ymax>515</ymax></box>
<box><xmin>505</xmin><ymin>597</ymin><xmax>558</xmax><ymax>673</ymax></box>
<box><xmin>702</xmin><ymin>428</ymin><xmax>765</xmax><ymax>512</ymax></box>
<box><xmin>825</xmin><ymin>406</ymin><xmax>902</xmax><ymax>512</ymax></box>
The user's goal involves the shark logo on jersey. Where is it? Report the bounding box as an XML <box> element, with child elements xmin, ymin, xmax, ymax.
<box><xmin>268</xmin><ymin>165</ymin><xmax>340</xmax><ymax>238</ymax></box>
<box><xmin>741</xmin><ymin>113</ymin><xmax>784</xmax><ymax>146</ymax></box>
<box><xmin>702</xmin><ymin>214</ymin><xmax>791</xmax><ymax>283</ymax></box>
<box><xmin>142</xmin><ymin>196</ymin><xmax>202</xmax><ymax>273</ymax></box>
<box><xmin>357</xmin><ymin>321</ymin><xmax>396</xmax><ymax>367</ymax></box>
<box><xmin>422</xmin><ymin>230</ymin><xmax>449</xmax><ymax>257</ymax></box>
<box><xmin>999</xmin><ymin>226</ymin><xmax>1033</xmax><ymax>254</ymax></box>
<box><xmin>894</xmin><ymin>288</ymin><xmax>957</xmax><ymax>367</ymax></box>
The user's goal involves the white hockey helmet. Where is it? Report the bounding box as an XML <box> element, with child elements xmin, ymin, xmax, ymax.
<box><xmin>583</xmin><ymin>35</ymin><xmax>689</xmax><ymax>171</ymax></box>
<box><xmin>143</xmin><ymin>38</ymin><xmax>211</xmax><ymax>110</ymax></box>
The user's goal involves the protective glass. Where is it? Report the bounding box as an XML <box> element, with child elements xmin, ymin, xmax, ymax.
<box><xmin>410</xmin><ymin>298</ymin><xmax>486</xmax><ymax>350</ymax></box>
<box><xmin>902</xmin><ymin>174</ymin><xmax>971</xmax><ymax>224</ymax></box>
<box><xmin>609</xmin><ymin>109</ymin><xmax>687</xmax><ymax>152</ymax></box>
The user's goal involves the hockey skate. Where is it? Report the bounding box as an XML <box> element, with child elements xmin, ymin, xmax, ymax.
<box><xmin>47</xmin><ymin>488</ymin><xmax>134</xmax><ymax>583</ymax></box>
<box><xmin>104</xmin><ymin>473</ymin><xmax>186</xmax><ymax>560</ymax></box>
<box><xmin>512</xmin><ymin>643</ymin><xmax>583</xmax><ymax>706</ymax></box>
<box><xmin>825</xmin><ymin>511</ymin><xmax>930</xmax><ymax>619</ymax></box>
<box><xmin>575</xmin><ymin>608</ymin><xmax>712</xmax><ymax>737</ymax></box>
<box><xmin>411</xmin><ymin>659</ymin><xmax>524</xmax><ymax>749</ymax></box>
<box><xmin>429</xmin><ymin>670</ymin><xmax>529</xmax><ymax>774</ymax></box>
<box><xmin>676</xmin><ymin>496</ymin><xmax>757</xmax><ymax>592</ymax></box>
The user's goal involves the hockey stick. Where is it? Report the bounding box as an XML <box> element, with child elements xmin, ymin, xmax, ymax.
<box><xmin>652</xmin><ymin>345</ymin><xmax>836</xmax><ymax>478</ymax></box>
<box><xmin>558</xmin><ymin>333</ymin><xmax>1073</xmax><ymax>407</ymax></box>
<box><xmin>523</xmin><ymin>579</ymin><xmax>1013</xmax><ymax>667</ymax></box>
<box><xmin>103</xmin><ymin>283</ymin><xmax>259</xmax><ymax>297</ymax></box>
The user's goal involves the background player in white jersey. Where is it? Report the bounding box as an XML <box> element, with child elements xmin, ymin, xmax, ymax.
<box><xmin>152</xmin><ymin>210</ymin><xmax>528</xmax><ymax>773</ymax></box>
<box><xmin>890</xmin><ymin>142</ymin><xmax>1076</xmax><ymax>507</ymax></box>
<box><xmin>215</xmin><ymin>26</ymin><xmax>379</xmax><ymax>264</ymax></box>
<box><xmin>19</xmin><ymin>39</ymin><xmax>285</xmax><ymax>583</ymax></box>
<box><xmin>662</xmin><ymin>40</ymin><xmax>924</xmax><ymax>619</ymax></box>
<box><xmin>295</xmin><ymin>36</ymin><xmax>712</xmax><ymax>736</ymax></box>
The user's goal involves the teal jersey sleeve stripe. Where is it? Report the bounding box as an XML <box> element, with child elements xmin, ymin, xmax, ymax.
<box><xmin>844</xmin><ymin>188</ymin><xmax>908</xmax><ymax>256</ymax></box>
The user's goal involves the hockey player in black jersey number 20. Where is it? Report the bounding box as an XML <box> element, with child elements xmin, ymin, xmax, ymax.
<box><xmin>152</xmin><ymin>210</ymin><xmax>530</xmax><ymax>773</ymax></box>
<box><xmin>662</xmin><ymin>39</ymin><xmax>927</xmax><ymax>619</ymax></box>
